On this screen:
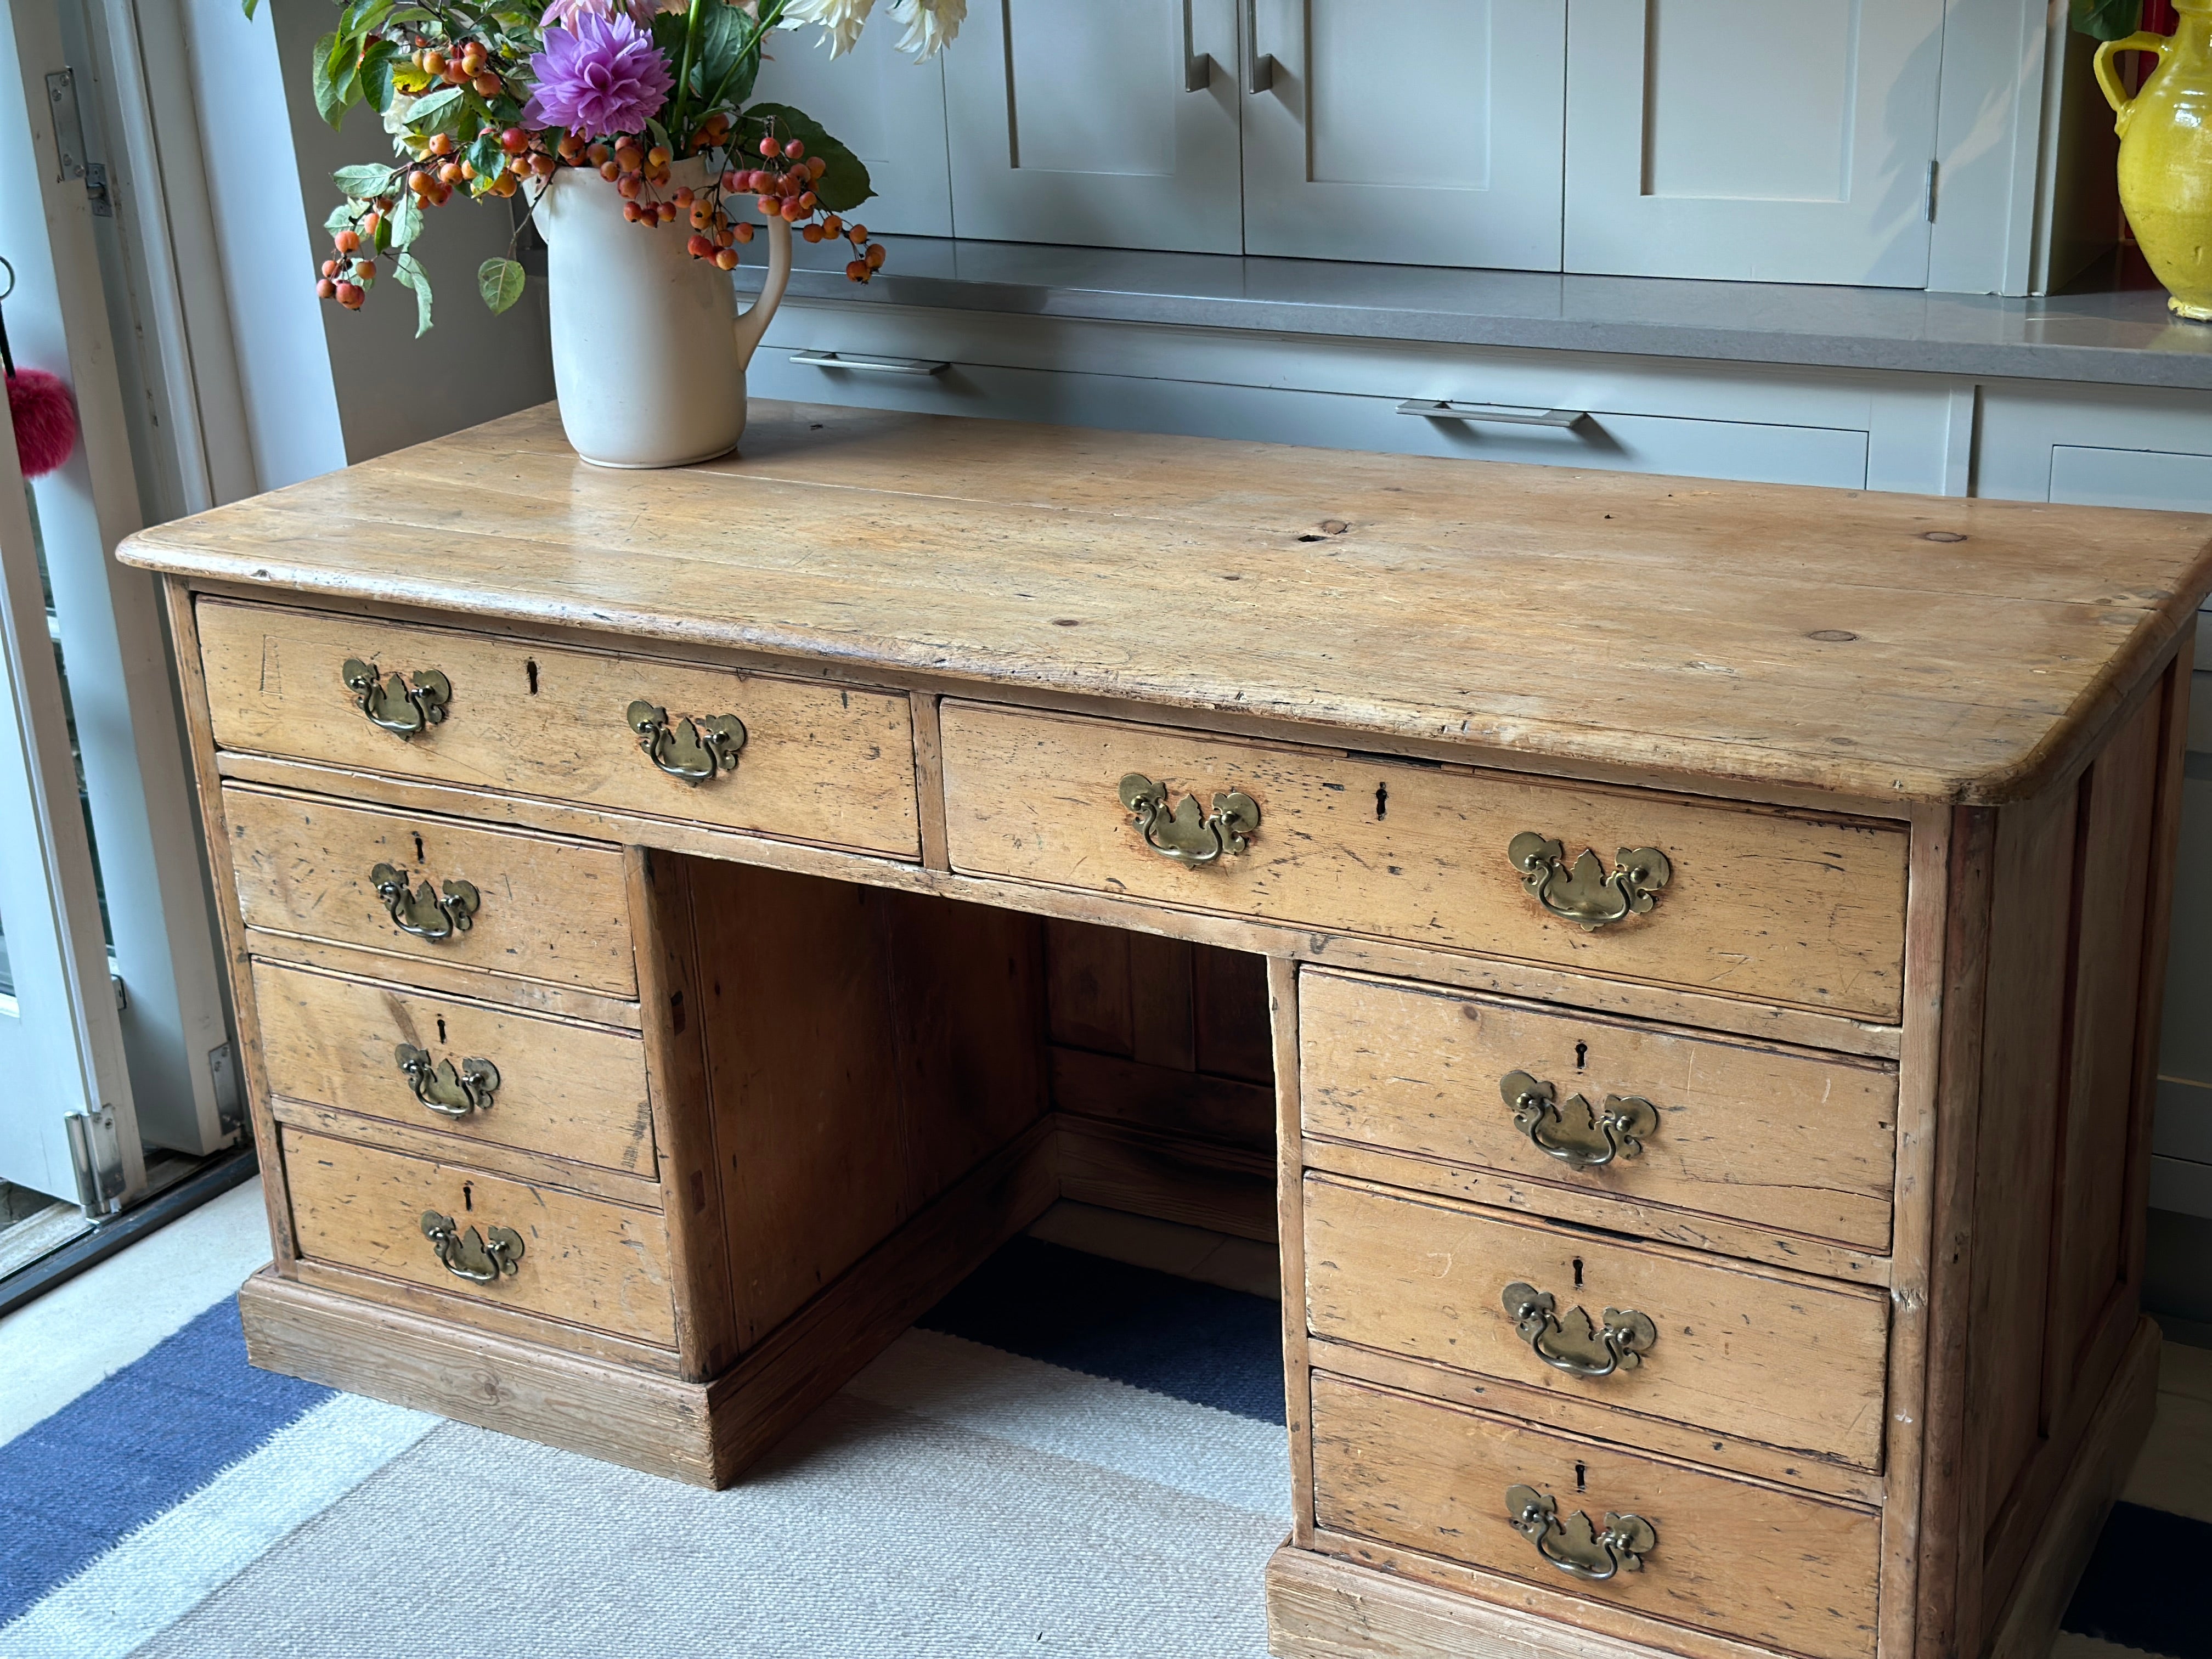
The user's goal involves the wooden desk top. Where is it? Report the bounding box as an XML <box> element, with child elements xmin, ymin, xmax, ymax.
<box><xmin>121</xmin><ymin>401</ymin><xmax>2212</xmax><ymax>806</ymax></box>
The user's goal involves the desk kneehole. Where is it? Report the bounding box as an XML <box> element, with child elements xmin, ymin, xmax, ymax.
<box><xmin>937</xmin><ymin>702</ymin><xmax>1910</xmax><ymax>1022</ymax></box>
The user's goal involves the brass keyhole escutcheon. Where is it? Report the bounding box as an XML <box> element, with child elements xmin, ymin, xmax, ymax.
<box><xmin>1503</xmin><ymin>1282</ymin><xmax>1657</xmax><ymax>1379</ymax></box>
<box><xmin>1500</xmin><ymin>1070</ymin><xmax>1659</xmax><ymax>1170</ymax></box>
<box><xmin>342</xmin><ymin>658</ymin><xmax>451</xmax><ymax>740</ymax></box>
<box><xmin>1507</xmin><ymin>833</ymin><xmax>1670</xmax><ymax>930</ymax></box>
<box><xmin>1505</xmin><ymin>1485</ymin><xmax>1656</xmax><ymax>1582</ymax></box>
<box><xmin>627</xmin><ymin>701</ymin><xmax>747</xmax><ymax>785</ymax></box>
<box><xmin>370</xmin><ymin>862</ymin><xmax>481</xmax><ymax>942</ymax></box>
<box><xmin>395</xmin><ymin>1044</ymin><xmax>500</xmax><ymax>1119</ymax></box>
<box><xmin>1118</xmin><ymin>774</ymin><xmax>1260</xmax><ymax>866</ymax></box>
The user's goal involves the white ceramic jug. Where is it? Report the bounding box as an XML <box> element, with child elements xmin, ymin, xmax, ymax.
<box><xmin>533</xmin><ymin>158</ymin><xmax>792</xmax><ymax>469</ymax></box>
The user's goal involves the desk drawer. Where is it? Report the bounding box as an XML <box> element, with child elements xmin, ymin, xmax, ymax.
<box><xmin>280</xmin><ymin>1127</ymin><xmax>676</xmax><ymax>1347</ymax></box>
<box><xmin>940</xmin><ymin>703</ymin><xmax>1909</xmax><ymax>1020</ymax></box>
<box><xmin>1300</xmin><ymin>969</ymin><xmax>1898</xmax><ymax>1250</ymax></box>
<box><xmin>198</xmin><ymin>599</ymin><xmax>921</xmax><ymax>859</ymax></box>
<box><xmin>224</xmin><ymin>786</ymin><xmax>637</xmax><ymax>997</ymax></box>
<box><xmin>253</xmin><ymin>959</ymin><xmax>656</xmax><ymax>1178</ymax></box>
<box><xmin>1304</xmin><ymin>1175</ymin><xmax>1889</xmax><ymax>1467</ymax></box>
<box><xmin>1311</xmin><ymin>1374</ymin><xmax>1880</xmax><ymax>1659</ymax></box>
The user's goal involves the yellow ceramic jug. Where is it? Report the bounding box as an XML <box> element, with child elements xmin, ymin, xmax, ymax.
<box><xmin>2098</xmin><ymin>2</ymin><xmax>2212</xmax><ymax>320</ymax></box>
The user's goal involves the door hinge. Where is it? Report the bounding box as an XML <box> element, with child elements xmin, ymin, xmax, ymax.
<box><xmin>65</xmin><ymin>1104</ymin><xmax>127</xmax><ymax>1216</ymax></box>
<box><xmin>210</xmin><ymin>1041</ymin><xmax>246</xmax><ymax>1142</ymax></box>
<box><xmin>1925</xmin><ymin>160</ymin><xmax>1939</xmax><ymax>223</ymax></box>
<box><xmin>43</xmin><ymin>69</ymin><xmax>112</xmax><ymax>216</ymax></box>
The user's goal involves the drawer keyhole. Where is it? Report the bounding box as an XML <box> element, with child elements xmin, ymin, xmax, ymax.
<box><xmin>1572</xmin><ymin>1257</ymin><xmax>1584</xmax><ymax>1288</ymax></box>
<box><xmin>1374</xmin><ymin>782</ymin><xmax>1387</xmax><ymax>821</ymax></box>
<box><xmin>413</xmin><ymin>832</ymin><xmax>426</xmax><ymax>865</ymax></box>
<box><xmin>462</xmin><ymin>1182</ymin><xmax>473</xmax><ymax>1212</ymax></box>
<box><xmin>1574</xmin><ymin>1041</ymin><xmax>1588</xmax><ymax>1072</ymax></box>
<box><xmin>436</xmin><ymin>1016</ymin><xmax>448</xmax><ymax>1045</ymax></box>
<box><xmin>525</xmin><ymin>658</ymin><xmax>539</xmax><ymax>695</ymax></box>
<box><xmin>1575</xmin><ymin>1461</ymin><xmax>1588</xmax><ymax>1492</ymax></box>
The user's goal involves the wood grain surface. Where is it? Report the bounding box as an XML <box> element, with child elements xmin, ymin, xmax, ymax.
<box><xmin>224</xmin><ymin>784</ymin><xmax>637</xmax><ymax>996</ymax></box>
<box><xmin>1303</xmin><ymin>1175</ymin><xmax>1890</xmax><ymax>1466</ymax></box>
<box><xmin>197</xmin><ymin>597</ymin><xmax>920</xmax><ymax>856</ymax></box>
<box><xmin>1299</xmin><ymin>969</ymin><xmax>1898</xmax><ymax>1249</ymax></box>
<box><xmin>252</xmin><ymin>958</ymin><xmax>656</xmax><ymax>1177</ymax></box>
<box><xmin>118</xmin><ymin>401</ymin><xmax>2212</xmax><ymax>804</ymax></box>
<box><xmin>279</xmin><ymin>1126</ymin><xmax>676</xmax><ymax>1346</ymax></box>
<box><xmin>942</xmin><ymin>702</ymin><xmax>1910</xmax><ymax>1020</ymax></box>
<box><xmin>1308</xmin><ymin>1374</ymin><xmax>1881</xmax><ymax>1659</ymax></box>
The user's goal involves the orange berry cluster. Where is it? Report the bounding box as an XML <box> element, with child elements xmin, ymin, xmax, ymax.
<box><xmin>719</xmin><ymin>132</ymin><xmax>883</xmax><ymax>280</ymax></box>
<box><xmin>417</xmin><ymin>39</ymin><xmax>506</xmax><ymax>100</ymax></box>
<box><xmin>316</xmin><ymin>220</ymin><xmax>380</xmax><ymax>309</ymax></box>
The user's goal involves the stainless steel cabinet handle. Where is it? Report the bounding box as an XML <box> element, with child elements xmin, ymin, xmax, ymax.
<box><xmin>789</xmin><ymin>351</ymin><xmax>949</xmax><ymax>377</ymax></box>
<box><xmin>1182</xmin><ymin>0</ymin><xmax>1212</xmax><ymax>88</ymax></box>
<box><xmin>1399</xmin><ymin>399</ymin><xmax>1587</xmax><ymax>429</ymax></box>
<box><xmin>1243</xmin><ymin>0</ymin><xmax>1273</xmax><ymax>92</ymax></box>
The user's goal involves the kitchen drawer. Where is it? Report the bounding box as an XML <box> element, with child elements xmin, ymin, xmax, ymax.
<box><xmin>1303</xmin><ymin>1174</ymin><xmax>1890</xmax><ymax>1466</ymax></box>
<box><xmin>1299</xmin><ymin>968</ymin><xmax>1898</xmax><ymax>1250</ymax></box>
<box><xmin>280</xmin><ymin>1126</ymin><xmax>676</xmax><ymax>1347</ymax></box>
<box><xmin>224</xmin><ymin>786</ymin><xmax>636</xmax><ymax>997</ymax></box>
<box><xmin>197</xmin><ymin>599</ymin><xmax>921</xmax><ymax>859</ymax></box>
<box><xmin>940</xmin><ymin>703</ymin><xmax>1909</xmax><ymax>1021</ymax></box>
<box><xmin>1310</xmin><ymin>1373</ymin><xmax>1880</xmax><ymax>1659</ymax></box>
<box><xmin>253</xmin><ymin>958</ymin><xmax>656</xmax><ymax>1178</ymax></box>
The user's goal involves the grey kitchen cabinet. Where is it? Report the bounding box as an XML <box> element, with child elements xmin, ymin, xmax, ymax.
<box><xmin>751</xmin><ymin>21</ymin><xmax>953</xmax><ymax>235</ymax></box>
<box><xmin>941</xmin><ymin>0</ymin><xmax>1244</xmax><ymax>253</ymax></box>
<box><xmin>1240</xmin><ymin>0</ymin><xmax>1566</xmax><ymax>269</ymax></box>
<box><xmin>1563</xmin><ymin>0</ymin><xmax>1946</xmax><ymax>285</ymax></box>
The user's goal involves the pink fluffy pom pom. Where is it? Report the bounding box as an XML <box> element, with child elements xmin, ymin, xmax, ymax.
<box><xmin>9</xmin><ymin>368</ymin><xmax>77</xmax><ymax>478</ymax></box>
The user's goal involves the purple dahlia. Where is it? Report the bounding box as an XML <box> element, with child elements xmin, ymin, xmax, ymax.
<box><xmin>522</xmin><ymin>11</ymin><xmax>672</xmax><ymax>140</ymax></box>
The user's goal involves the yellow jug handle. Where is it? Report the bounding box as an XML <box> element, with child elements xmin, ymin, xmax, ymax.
<box><xmin>2096</xmin><ymin>31</ymin><xmax>2172</xmax><ymax>136</ymax></box>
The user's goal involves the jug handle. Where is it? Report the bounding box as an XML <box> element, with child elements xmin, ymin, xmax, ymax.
<box><xmin>732</xmin><ymin>213</ymin><xmax>794</xmax><ymax>370</ymax></box>
<box><xmin>2096</xmin><ymin>31</ymin><xmax>2171</xmax><ymax>136</ymax></box>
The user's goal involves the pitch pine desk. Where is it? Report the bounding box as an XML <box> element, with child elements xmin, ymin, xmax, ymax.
<box><xmin>123</xmin><ymin>403</ymin><xmax>2212</xmax><ymax>1659</ymax></box>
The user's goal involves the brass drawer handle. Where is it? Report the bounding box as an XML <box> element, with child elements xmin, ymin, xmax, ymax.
<box><xmin>1508</xmin><ymin>833</ymin><xmax>1670</xmax><ymax>931</ymax></box>
<box><xmin>370</xmin><ymin>862</ymin><xmax>481</xmax><ymax>942</ymax></box>
<box><xmin>1506</xmin><ymin>1486</ymin><xmax>1656</xmax><ymax>1582</ymax></box>
<box><xmin>1503</xmin><ymin>1282</ymin><xmax>1656</xmax><ymax>1378</ymax></box>
<box><xmin>396</xmin><ymin>1043</ymin><xmax>500</xmax><ymax>1119</ymax></box>
<box><xmin>1501</xmin><ymin>1070</ymin><xmax>1658</xmax><ymax>1170</ymax></box>
<box><xmin>341</xmin><ymin>658</ymin><xmax>450</xmax><ymax>739</ymax></box>
<box><xmin>1118</xmin><ymin>773</ymin><xmax>1260</xmax><ymax>866</ymax></box>
<box><xmin>627</xmin><ymin>701</ymin><xmax>747</xmax><ymax>785</ymax></box>
<box><xmin>420</xmin><ymin>1210</ymin><xmax>524</xmax><ymax>1284</ymax></box>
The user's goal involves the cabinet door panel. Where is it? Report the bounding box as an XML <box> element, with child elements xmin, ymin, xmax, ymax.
<box><xmin>753</xmin><ymin>23</ymin><xmax>952</xmax><ymax>235</ymax></box>
<box><xmin>943</xmin><ymin>0</ymin><xmax>1243</xmax><ymax>252</ymax></box>
<box><xmin>1244</xmin><ymin>0</ymin><xmax>1564</xmax><ymax>269</ymax></box>
<box><xmin>1565</xmin><ymin>0</ymin><xmax>1942</xmax><ymax>286</ymax></box>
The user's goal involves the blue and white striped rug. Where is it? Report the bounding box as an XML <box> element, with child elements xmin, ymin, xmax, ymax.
<box><xmin>1</xmin><ymin>1233</ymin><xmax>2204</xmax><ymax>1658</ymax></box>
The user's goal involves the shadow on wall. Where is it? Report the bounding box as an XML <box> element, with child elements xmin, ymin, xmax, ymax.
<box><xmin>269</xmin><ymin>0</ymin><xmax>556</xmax><ymax>465</ymax></box>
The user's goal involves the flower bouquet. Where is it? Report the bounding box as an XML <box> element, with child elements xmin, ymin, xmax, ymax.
<box><xmin>262</xmin><ymin>0</ymin><xmax>961</xmax><ymax>465</ymax></box>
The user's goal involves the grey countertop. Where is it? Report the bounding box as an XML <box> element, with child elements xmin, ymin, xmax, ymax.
<box><xmin>742</xmin><ymin>237</ymin><xmax>2212</xmax><ymax>391</ymax></box>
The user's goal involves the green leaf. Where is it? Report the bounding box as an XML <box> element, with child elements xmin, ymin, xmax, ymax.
<box><xmin>389</xmin><ymin>190</ymin><xmax>425</xmax><ymax>248</ymax></box>
<box><xmin>392</xmin><ymin>251</ymin><xmax>434</xmax><ymax>336</ymax></box>
<box><xmin>651</xmin><ymin>10</ymin><xmax>691</xmax><ymax>64</ymax></box>
<box><xmin>361</xmin><ymin>38</ymin><xmax>400</xmax><ymax>114</ymax></box>
<box><xmin>333</xmin><ymin>162</ymin><xmax>400</xmax><ymax>199</ymax></box>
<box><xmin>324</xmin><ymin>201</ymin><xmax>356</xmax><ymax>235</ymax></box>
<box><xmin>478</xmin><ymin>257</ymin><xmax>527</xmax><ymax>314</ymax></box>
<box><xmin>312</xmin><ymin>33</ymin><xmax>349</xmax><ymax>127</ymax></box>
<box><xmin>465</xmin><ymin>129</ymin><xmax>505</xmax><ymax>183</ymax></box>
<box><xmin>741</xmin><ymin>101</ymin><xmax>872</xmax><ymax>211</ymax></box>
<box><xmin>241</xmin><ymin>0</ymin><xmax>259</xmax><ymax>16</ymax></box>
<box><xmin>406</xmin><ymin>84</ymin><xmax>466</xmax><ymax>134</ymax></box>
<box><xmin>696</xmin><ymin>2</ymin><xmax>751</xmax><ymax>98</ymax></box>
<box><xmin>2070</xmin><ymin>0</ymin><xmax>2144</xmax><ymax>37</ymax></box>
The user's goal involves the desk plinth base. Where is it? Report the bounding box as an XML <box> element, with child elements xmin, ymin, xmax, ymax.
<box><xmin>240</xmin><ymin>1115</ymin><xmax>1061</xmax><ymax>1487</ymax></box>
